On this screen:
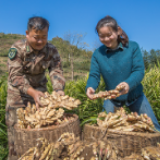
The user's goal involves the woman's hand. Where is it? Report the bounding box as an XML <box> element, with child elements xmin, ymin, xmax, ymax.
<box><xmin>27</xmin><ymin>87</ymin><xmax>45</xmax><ymax>110</ymax></box>
<box><xmin>86</xmin><ymin>87</ymin><xmax>95</xmax><ymax>100</ymax></box>
<box><xmin>116</xmin><ymin>82</ymin><xmax>130</xmax><ymax>95</ymax></box>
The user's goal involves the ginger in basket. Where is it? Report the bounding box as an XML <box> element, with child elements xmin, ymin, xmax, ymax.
<box><xmin>16</xmin><ymin>92</ymin><xmax>80</xmax><ymax>129</ymax></box>
<box><xmin>39</xmin><ymin>91</ymin><xmax>81</xmax><ymax>110</ymax></box>
<box><xmin>18</xmin><ymin>132</ymin><xmax>120</xmax><ymax>160</ymax></box>
<box><xmin>96</xmin><ymin>108</ymin><xmax>156</xmax><ymax>133</ymax></box>
<box><xmin>122</xmin><ymin>153</ymin><xmax>144</xmax><ymax>160</ymax></box>
<box><xmin>141</xmin><ymin>143</ymin><xmax>160</xmax><ymax>159</ymax></box>
<box><xmin>16</xmin><ymin>102</ymin><xmax>66</xmax><ymax>129</ymax></box>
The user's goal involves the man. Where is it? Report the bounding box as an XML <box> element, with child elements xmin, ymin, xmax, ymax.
<box><xmin>6</xmin><ymin>16</ymin><xmax>65</xmax><ymax>159</ymax></box>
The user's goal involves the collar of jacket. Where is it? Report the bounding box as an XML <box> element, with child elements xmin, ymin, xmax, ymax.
<box><xmin>105</xmin><ymin>42</ymin><xmax>124</xmax><ymax>53</ymax></box>
<box><xmin>25</xmin><ymin>40</ymin><xmax>48</xmax><ymax>55</ymax></box>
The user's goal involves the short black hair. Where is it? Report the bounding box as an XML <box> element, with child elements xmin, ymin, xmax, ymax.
<box><xmin>27</xmin><ymin>16</ymin><xmax>49</xmax><ymax>31</ymax></box>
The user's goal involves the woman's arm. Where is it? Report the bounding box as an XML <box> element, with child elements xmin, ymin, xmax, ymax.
<box><xmin>124</xmin><ymin>42</ymin><xmax>145</xmax><ymax>92</ymax></box>
<box><xmin>86</xmin><ymin>51</ymin><xmax>101</xmax><ymax>92</ymax></box>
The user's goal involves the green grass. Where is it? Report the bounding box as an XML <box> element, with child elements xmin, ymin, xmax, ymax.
<box><xmin>0</xmin><ymin>74</ymin><xmax>8</xmax><ymax>160</ymax></box>
<box><xmin>0</xmin><ymin>64</ymin><xmax>5</xmax><ymax>67</ymax></box>
<box><xmin>0</xmin><ymin>51</ymin><xmax>8</xmax><ymax>57</ymax></box>
<box><xmin>0</xmin><ymin>33</ymin><xmax>25</xmax><ymax>58</ymax></box>
<box><xmin>1</xmin><ymin>62</ymin><xmax>160</xmax><ymax>159</ymax></box>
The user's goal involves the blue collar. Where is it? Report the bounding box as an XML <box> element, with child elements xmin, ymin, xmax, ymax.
<box><xmin>105</xmin><ymin>42</ymin><xmax>124</xmax><ymax>53</ymax></box>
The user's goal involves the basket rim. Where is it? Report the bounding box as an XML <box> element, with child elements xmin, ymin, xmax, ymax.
<box><xmin>14</xmin><ymin>113</ymin><xmax>79</xmax><ymax>132</ymax></box>
<box><xmin>84</xmin><ymin>124</ymin><xmax>160</xmax><ymax>137</ymax></box>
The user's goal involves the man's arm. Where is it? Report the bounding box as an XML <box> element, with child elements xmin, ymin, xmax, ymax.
<box><xmin>48</xmin><ymin>46</ymin><xmax>65</xmax><ymax>93</ymax></box>
<box><xmin>8</xmin><ymin>42</ymin><xmax>45</xmax><ymax>108</ymax></box>
<box><xmin>8</xmin><ymin>44</ymin><xmax>31</xmax><ymax>94</ymax></box>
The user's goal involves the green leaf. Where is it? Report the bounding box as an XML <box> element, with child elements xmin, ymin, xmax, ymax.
<box><xmin>80</xmin><ymin>117</ymin><xmax>97</xmax><ymax>126</ymax></box>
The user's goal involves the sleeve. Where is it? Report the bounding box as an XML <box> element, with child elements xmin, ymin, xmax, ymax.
<box><xmin>85</xmin><ymin>51</ymin><xmax>100</xmax><ymax>91</ymax></box>
<box><xmin>48</xmin><ymin>47</ymin><xmax>65</xmax><ymax>91</ymax></box>
<box><xmin>124</xmin><ymin>43</ymin><xmax>145</xmax><ymax>91</ymax></box>
<box><xmin>8</xmin><ymin>45</ymin><xmax>31</xmax><ymax>94</ymax></box>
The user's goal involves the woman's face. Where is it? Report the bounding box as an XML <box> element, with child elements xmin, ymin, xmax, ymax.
<box><xmin>98</xmin><ymin>26</ymin><xmax>120</xmax><ymax>49</ymax></box>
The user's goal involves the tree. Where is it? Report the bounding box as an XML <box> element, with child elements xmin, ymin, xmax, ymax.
<box><xmin>50</xmin><ymin>37</ymin><xmax>70</xmax><ymax>60</ymax></box>
<box><xmin>142</xmin><ymin>49</ymin><xmax>150</xmax><ymax>70</ymax></box>
<box><xmin>150</xmin><ymin>49</ymin><xmax>157</xmax><ymax>63</ymax></box>
<box><xmin>92</xmin><ymin>39</ymin><xmax>102</xmax><ymax>51</ymax></box>
<box><xmin>64</xmin><ymin>32</ymin><xmax>89</xmax><ymax>80</ymax></box>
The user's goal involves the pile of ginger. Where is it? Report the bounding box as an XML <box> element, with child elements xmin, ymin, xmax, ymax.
<box><xmin>97</xmin><ymin>108</ymin><xmax>156</xmax><ymax>133</ymax></box>
<box><xmin>19</xmin><ymin>131</ymin><xmax>160</xmax><ymax>160</ymax></box>
<box><xmin>16</xmin><ymin>91</ymin><xmax>81</xmax><ymax>129</ymax></box>
<box><xmin>18</xmin><ymin>132</ymin><xmax>119</xmax><ymax>160</ymax></box>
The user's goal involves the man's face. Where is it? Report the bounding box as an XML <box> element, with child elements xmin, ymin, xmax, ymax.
<box><xmin>26</xmin><ymin>27</ymin><xmax>48</xmax><ymax>50</ymax></box>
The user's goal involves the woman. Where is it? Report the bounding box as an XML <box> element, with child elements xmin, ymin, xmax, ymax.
<box><xmin>86</xmin><ymin>15</ymin><xmax>160</xmax><ymax>131</ymax></box>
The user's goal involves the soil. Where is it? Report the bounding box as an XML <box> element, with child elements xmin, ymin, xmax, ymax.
<box><xmin>0</xmin><ymin>57</ymin><xmax>7</xmax><ymax>65</ymax></box>
<box><xmin>0</xmin><ymin>57</ymin><xmax>8</xmax><ymax>76</ymax></box>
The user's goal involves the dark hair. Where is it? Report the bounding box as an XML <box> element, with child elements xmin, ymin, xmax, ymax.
<box><xmin>96</xmin><ymin>15</ymin><xmax>128</xmax><ymax>46</ymax></box>
<box><xmin>27</xmin><ymin>16</ymin><xmax>49</xmax><ymax>31</ymax></box>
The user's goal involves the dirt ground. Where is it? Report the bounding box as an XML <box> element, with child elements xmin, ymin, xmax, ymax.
<box><xmin>0</xmin><ymin>57</ymin><xmax>7</xmax><ymax>64</ymax></box>
<box><xmin>0</xmin><ymin>57</ymin><xmax>8</xmax><ymax>75</ymax></box>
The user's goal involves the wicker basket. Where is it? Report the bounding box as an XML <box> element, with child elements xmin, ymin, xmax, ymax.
<box><xmin>14</xmin><ymin>113</ymin><xmax>81</xmax><ymax>157</ymax></box>
<box><xmin>83</xmin><ymin>124</ymin><xmax>160</xmax><ymax>157</ymax></box>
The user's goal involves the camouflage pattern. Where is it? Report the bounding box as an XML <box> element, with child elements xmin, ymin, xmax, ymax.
<box><xmin>6</xmin><ymin>39</ymin><xmax>65</xmax><ymax>159</ymax></box>
<box><xmin>6</xmin><ymin>39</ymin><xmax>65</xmax><ymax>109</ymax></box>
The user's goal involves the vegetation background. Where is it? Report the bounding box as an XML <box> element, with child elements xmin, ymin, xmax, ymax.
<box><xmin>0</xmin><ymin>33</ymin><xmax>160</xmax><ymax>159</ymax></box>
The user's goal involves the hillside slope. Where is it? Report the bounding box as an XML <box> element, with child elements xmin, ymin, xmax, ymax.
<box><xmin>0</xmin><ymin>33</ymin><xmax>92</xmax><ymax>80</ymax></box>
<box><xmin>0</xmin><ymin>33</ymin><xmax>25</xmax><ymax>57</ymax></box>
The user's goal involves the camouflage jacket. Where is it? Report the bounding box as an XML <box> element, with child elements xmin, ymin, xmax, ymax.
<box><xmin>6</xmin><ymin>39</ymin><xmax>65</xmax><ymax>109</ymax></box>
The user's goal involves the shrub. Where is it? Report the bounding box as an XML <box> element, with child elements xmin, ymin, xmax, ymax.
<box><xmin>1</xmin><ymin>66</ymin><xmax>160</xmax><ymax>159</ymax></box>
<box><xmin>0</xmin><ymin>74</ymin><xmax>8</xmax><ymax>160</ymax></box>
<box><xmin>62</xmin><ymin>61</ymin><xmax>70</xmax><ymax>68</ymax></box>
<box><xmin>73</xmin><ymin>61</ymin><xmax>90</xmax><ymax>71</ymax></box>
<box><xmin>142</xmin><ymin>62</ymin><xmax>160</xmax><ymax>123</ymax></box>
<box><xmin>64</xmin><ymin>74</ymin><xmax>106</xmax><ymax>125</ymax></box>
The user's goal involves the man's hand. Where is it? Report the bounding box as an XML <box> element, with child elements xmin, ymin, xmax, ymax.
<box><xmin>56</xmin><ymin>90</ymin><xmax>65</xmax><ymax>96</ymax></box>
<box><xmin>27</xmin><ymin>87</ymin><xmax>45</xmax><ymax>110</ymax></box>
<box><xmin>116</xmin><ymin>82</ymin><xmax>130</xmax><ymax>96</ymax></box>
<box><xmin>86</xmin><ymin>87</ymin><xmax>95</xmax><ymax>100</ymax></box>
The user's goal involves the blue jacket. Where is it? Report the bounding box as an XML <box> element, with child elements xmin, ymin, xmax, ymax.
<box><xmin>86</xmin><ymin>41</ymin><xmax>145</xmax><ymax>102</ymax></box>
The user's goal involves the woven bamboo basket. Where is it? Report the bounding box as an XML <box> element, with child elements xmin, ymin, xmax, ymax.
<box><xmin>83</xmin><ymin>124</ymin><xmax>160</xmax><ymax>157</ymax></box>
<box><xmin>13</xmin><ymin>113</ymin><xmax>81</xmax><ymax>158</ymax></box>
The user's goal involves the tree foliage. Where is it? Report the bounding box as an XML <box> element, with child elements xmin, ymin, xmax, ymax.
<box><xmin>49</xmin><ymin>34</ymin><xmax>92</xmax><ymax>80</ymax></box>
<box><xmin>142</xmin><ymin>48</ymin><xmax>160</xmax><ymax>69</ymax></box>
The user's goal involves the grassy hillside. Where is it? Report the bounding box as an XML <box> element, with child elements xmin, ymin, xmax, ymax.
<box><xmin>0</xmin><ymin>33</ymin><xmax>92</xmax><ymax>80</ymax></box>
<box><xmin>0</xmin><ymin>33</ymin><xmax>26</xmax><ymax>76</ymax></box>
<box><xmin>0</xmin><ymin>33</ymin><xmax>25</xmax><ymax>57</ymax></box>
